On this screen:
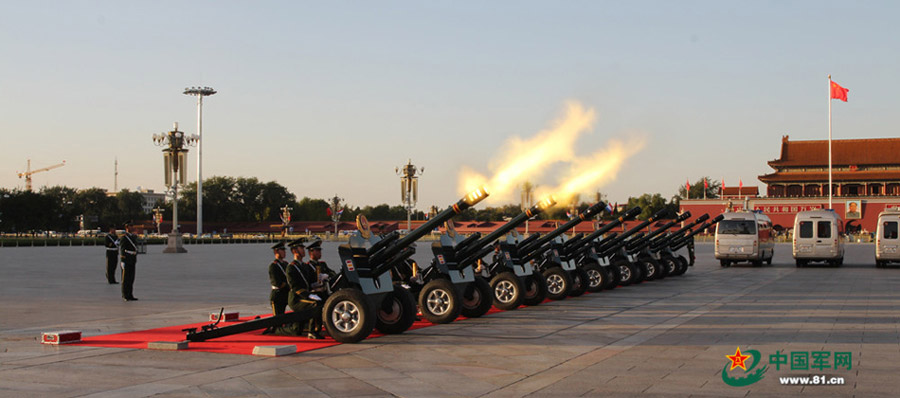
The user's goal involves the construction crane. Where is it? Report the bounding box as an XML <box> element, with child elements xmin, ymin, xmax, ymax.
<box><xmin>17</xmin><ymin>159</ymin><xmax>66</xmax><ymax>191</ymax></box>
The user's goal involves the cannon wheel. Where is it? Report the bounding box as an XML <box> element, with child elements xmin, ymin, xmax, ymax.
<box><xmin>419</xmin><ymin>278</ymin><xmax>461</xmax><ymax>324</ymax></box>
<box><xmin>656</xmin><ymin>257</ymin><xmax>674</xmax><ymax>279</ymax></box>
<box><xmin>491</xmin><ymin>271</ymin><xmax>525</xmax><ymax>310</ymax></box>
<box><xmin>323</xmin><ymin>288</ymin><xmax>376</xmax><ymax>343</ymax></box>
<box><xmin>640</xmin><ymin>258</ymin><xmax>658</xmax><ymax>281</ymax></box>
<box><xmin>568</xmin><ymin>267</ymin><xmax>589</xmax><ymax>297</ymax></box>
<box><xmin>375</xmin><ymin>285</ymin><xmax>417</xmax><ymax>334</ymax></box>
<box><xmin>583</xmin><ymin>262</ymin><xmax>606</xmax><ymax>293</ymax></box>
<box><xmin>674</xmin><ymin>256</ymin><xmax>689</xmax><ymax>275</ymax></box>
<box><xmin>601</xmin><ymin>265</ymin><xmax>618</xmax><ymax>290</ymax></box>
<box><xmin>460</xmin><ymin>277</ymin><xmax>493</xmax><ymax>318</ymax></box>
<box><xmin>522</xmin><ymin>272</ymin><xmax>548</xmax><ymax>306</ymax></box>
<box><xmin>542</xmin><ymin>267</ymin><xmax>571</xmax><ymax>300</ymax></box>
<box><xmin>615</xmin><ymin>260</ymin><xmax>634</xmax><ymax>286</ymax></box>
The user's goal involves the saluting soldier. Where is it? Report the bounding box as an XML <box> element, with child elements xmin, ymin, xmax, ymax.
<box><xmin>285</xmin><ymin>238</ymin><xmax>324</xmax><ymax>339</ymax></box>
<box><xmin>120</xmin><ymin>222</ymin><xmax>139</xmax><ymax>301</ymax></box>
<box><xmin>268</xmin><ymin>241</ymin><xmax>290</xmax><ymax>315</ymax></box>
<box><xmin>104</xmin><ymin>226</ymin><xmax>119</xmax><ymax>284</ymax></box>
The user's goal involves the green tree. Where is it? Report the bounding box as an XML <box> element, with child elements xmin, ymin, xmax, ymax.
<box><xmin>626</xmin><ymin>193</ymin><xmax>678</xmax><ymax>220</ymax></box>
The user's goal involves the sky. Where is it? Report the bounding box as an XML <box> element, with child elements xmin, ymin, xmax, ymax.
<box><xmin>2</xmin><ymin>1</ymin><xmax>899</xmax><ymax>211</ymax></box>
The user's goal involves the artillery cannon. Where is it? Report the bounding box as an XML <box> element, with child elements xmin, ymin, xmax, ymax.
<box><xmin>643</xmin><ymin>213</ymin><xmax>710</xmax><ymax>276</ymax></box>
<box><xmin>622</xmin><ymin>211</ymin><xmax>692</xmax><ymax>280</ymax></box>
<box><xmin>517</xmin><ymin>202</ymin><xmax>608</xmax><ymax>300</ymax></box>
<box><xmin>592</xmin><ymin>208</ymin><xmax>670</xmax><ymax>285</ymax></box>
<box><xmin>665</xmin><ymin>214</ymin><xmax>724</xmax><ymax>272</ymax></box>
<box><xmin>564</xmin><ymin>206</ymin><xmax>642</xmax><ymax>292</ymax></box>
<box><xmin>183</xmin><ymin>188</ymin><xmax>489</xmax><ymax>344</ymax></box>
<box><xmin>325</xmin><ymin>187</ymin><xmax>490</xmax><ymax>341</ymax></box>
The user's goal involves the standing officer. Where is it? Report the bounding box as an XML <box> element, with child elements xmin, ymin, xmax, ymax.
<box><xmin>268</xmin><ymin>241</ymin><xmax>289</xmax><ymax>315</ymax></box>
<box><xmin>120</xmin><ymin>222</ymin><xmax>139</xmax><ymax>301</ymax></box>
<box><xmin>104</xmin><ymin>226</ymin><xmax>119</xmax><ymax>284</ymax></box>
<box><xmin>285</xmin><ymin>238</ymin><xmax>323</xmax><ymax>339</ymax></box>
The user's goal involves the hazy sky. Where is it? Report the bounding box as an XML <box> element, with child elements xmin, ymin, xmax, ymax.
<box><xmin>2</xmin><ymin>1</ymin><xmax>898</xmax><ymax>210</ymax></box>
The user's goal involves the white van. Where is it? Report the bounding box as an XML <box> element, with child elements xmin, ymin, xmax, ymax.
<box><xmin>792</xmin><ymin>210</ymin><xmax>844</xmax><ymax>267</ymax></box>
<box><xmin>875</xmin><ymin>209</ymin><xmax>900</xmax><ymax>267</ymax></box>
<box><xmin>715</xmin><ymin>211</ymin><xmax>775</xmax><ymax>267</ymax></box>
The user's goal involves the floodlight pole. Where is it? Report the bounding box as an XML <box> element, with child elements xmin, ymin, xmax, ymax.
<box><xmin>183</xmin><ymin>86</ymin><xmax>216</xmax><ymax>236</ymax></box>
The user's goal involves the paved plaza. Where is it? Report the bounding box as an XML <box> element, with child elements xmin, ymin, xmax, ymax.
<box><xmin>1</xmin><ymin>242</ymin><xmax>899</xmax><ymax>397</ymax></box>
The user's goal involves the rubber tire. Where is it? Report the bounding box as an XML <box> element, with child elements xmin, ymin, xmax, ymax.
<box><xmin>522</xmin><ymin>272</ymin><xmax>548</xmax><ymax>306</ymax></box>
<box><xmin>323</xmin><ymin>288</ymin><xmax>376</xmax><ymax>344</ymax></box>
<box><xmin>542</xmin><ymin>267</ymin><xmax>572</xmax><ymax>300</ymax></box>
<box><xmin>795</xmin><ymin>259</ymin><xmax>806</xmax><ymax>268</ymax></box>
<box><xmin>568</xmin><ymin>267</ymin><xmax>589</xmax><ymax>297</ymax></box>
<box><xmin>460</xmin><ymin>277</ymin><xmax>494</xmax><ymax>318</ymax></box>
<box><xmin>720</xmin><ymin>260</ymin><xmax>730</xmax><ymax>268</ymax></box>
<box><xmin>655</xmin><ymin>258</ymin><xmax>671</xmax><ymax>279</ymax></box>
<box><xmin>490</xmin><ymin>271</ymin><xmax>525</xmax><ymax>310</ymax></box>
<box><xmin>673</xmin><ymin>256</ymin><xmax>689</xmax><ymax>276</ymax></box>
<box><xmin>640</xmin><ymin>259</ymin><xmax>658</xmax><ymax>281</ymax></box>
<box><xmin>375</xmin><ymin>285</ymin><xmax>417</xmax><ymax>334</ymax></box>
<box><xmin>601</xmin><ymin>265</ymin><xmax>619</xmax><ymax>290</ymax></box>
<box><xmin>418</xmin><ymin>278</ymin><xmax>461</xmax><ymax>324</ymax></box>
<box><xmin>615</xmin><ymin>260</ymin><xmax>634</xmax><ymax>286</ymax></box>
<box><xmin>583</xmin><ymin>262</ymin><xmax>606</xmax><ymax>293</ymax></box>
<box><xmin>660</xmin><ymin>256</ymin><xmax>677</xmax><ymax>277</ymax></box>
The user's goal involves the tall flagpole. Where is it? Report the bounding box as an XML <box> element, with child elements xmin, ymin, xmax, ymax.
<box><xmin>828</xmin><ymin>75</ymin><xmax>833</xmax><ymax>209</ymax></box>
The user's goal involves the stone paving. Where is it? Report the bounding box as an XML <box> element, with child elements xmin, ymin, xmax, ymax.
<box><xmin>1</xmin><ymin>242</ymin><xmax>899</xmax><ymax>397</ymax></box>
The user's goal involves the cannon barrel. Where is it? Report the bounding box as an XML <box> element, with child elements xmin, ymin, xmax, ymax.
<box><xmin>567</xmin><ymin>206</ymin><xmax>642</xmax><ymax>258</ymax></box>
<box><xmin>649</xmin><ymin>213</ymin><xmax>710</xmax><ymax>250</ymax></box>
<box><xmin>455</xmin><ymin>197</ymin><xmax>557</xmax><ymax>267</ymax></box>
<box><xmin>370</xmin><ymin>187</ymin><xmax>489</xmax><ymax>265</ymax></box>
<box><xmin>670</xmin><ymin>214</ymin><xmax>724</xmax><ymax>250</ymax></box>
<box><xmin>464</xmin><ymin>197</ymin><xmax>556</xmax><ymax>257</ymax></box>
<box><xmin>626</xmin><ymin>211</ymin><xmax>691</xmax><ymax>252</ymax></box>
<box><xmin>519</xmin><ymin>201</ymin><xmax>607</xmax><ymax>255</ymax></box>
<box><xmin>596</xmin><ymin>208</ymin><xmax>669</xmax><ymax>254</ymax></box>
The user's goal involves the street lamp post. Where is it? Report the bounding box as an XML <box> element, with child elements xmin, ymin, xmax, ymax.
<box><xmin>396</xmin><ymin>160</ymin><xmax>423</xmax><ymax>232</ymax></box>
<box><xmin>153</xmin><ymin>122</ymin><xmax>197</xmax><ymax>253</ymax></box>
<box><xmin>328</xmin><ymin>195</ymin><xmax>344</xmax><ymax>237</ymax></box>
<box><xmin>280</xmin><ymin>205</ymin><xmax>292</xmax><ymax>238</ymax></box>
<box><xmin>152</xmin><ymin>207</ymin><xmax>163</xmax><ymax>235</ymax></box>
<box><xmin>183</xmin><ymin>86</ymin><xmax>216</xmax><ymax>237</ymax></box>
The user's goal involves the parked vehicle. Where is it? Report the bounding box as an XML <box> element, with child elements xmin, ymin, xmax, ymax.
<box><xmin>792</xmin><ymin>210</ymin><xmax>844</xmax><ymax>267</ymax></box>
<box><xmin>715</xmin><ymin>211</ymin><xmax>775</xmax><ymax>267</ymax></box>
<box><xmin>875</xmin><ymin>209</ymin><xmax>900</xmax><ymax>267</ymax></box>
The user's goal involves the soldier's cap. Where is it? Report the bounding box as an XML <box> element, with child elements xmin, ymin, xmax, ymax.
<box><xmin>287</xmin><ymin>237</ymin><xmax>307</xmax><ymax>249</ymax></box>
<box><xmin>271</xmin><ymin>241</ymin><xmax>286</xmax><ymax>250</ymax></box>
<box><xmin>123</xmin><ymin>220</ymin><xmax>133</xmax><ymax>228</ymax></box>
<box><xmin>306</xmin><ymin>239</ymin><xmax>323</xmax><ymax>250</ymax></box>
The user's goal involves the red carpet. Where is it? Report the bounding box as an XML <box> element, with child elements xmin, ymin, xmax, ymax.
<box><xmin>73</xmin><ymin>308</ymin><xmax>504</xmax><ymax>355</ymax></box>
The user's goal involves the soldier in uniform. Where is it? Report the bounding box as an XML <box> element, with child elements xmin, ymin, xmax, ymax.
<box><xmin>120</xmin><ymin>222</ymin><xmax>139</xmax><ymax>301</ymax></box>
<box><xmin>306</xmin><ymin>239</ymin><xmax>334</xmax><ymax>294</ymax></box>
<box><xmin>268</xmin><ymin>241</ymin><xmax>289</xmax><ymax>315</ymax></box>
<box><xmin>104</xmin><ymin>226</ymin><xmax>119</xmax><ymax>284</ymax></box>
<box><xmin>284</xmin><ymin>238</ymin><xmax>324</xmax><ymax>339</ymax></box>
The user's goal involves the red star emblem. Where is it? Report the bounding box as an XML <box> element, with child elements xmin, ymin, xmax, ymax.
<box><xmin>726</xmin><ymin>347</ymin><xmax>751</xmax><ymax>371</ymax></box>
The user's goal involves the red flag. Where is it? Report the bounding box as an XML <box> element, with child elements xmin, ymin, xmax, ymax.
<box><xmin>830</xmin><ymin>80</ymin><xmax>848</xmax><ymax>102</ymax></box>
<box><xmin>326</xmin><ymin>207</ymin><xmax>333</xmax><ymax>216</ymax></box>
<box><xmin>704</xmin><ymin>178</ymin><xmax>708</xmax><ymax>189</ymax></box>
<box><xmin>686</xmin><ymin>178</ymin><xmax>691</xmax><ymax>191</ymax></box>
<box><xmin>721</xmin><ymin>178</ymin><xmax>725</xmax><ymax>194</ymax></box>
<box><xmin>739</xmin><ymin>179</ymin><xmax>743</xmax><ymax>190</ymax></box>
